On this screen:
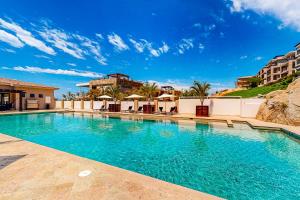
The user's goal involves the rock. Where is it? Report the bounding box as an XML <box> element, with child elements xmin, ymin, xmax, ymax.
<box><xmin>256</xmin><ymin>78</ymin><xmax>300</xmax><ymax>125</ymax></box>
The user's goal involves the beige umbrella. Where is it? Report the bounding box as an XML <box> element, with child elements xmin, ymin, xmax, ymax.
<box><xmin>125</xmin><ymin>94</ymin><xmax>145</xmax><ymax>111</ymax></box>
<box><xmin>97</xmin><ymin>95</ymin><xmax>112</xmax><ymax>110</ymax></box>
<box><xmin>157</xmin><ymin>94</ymin><xmax>176</xmax><ymax>112</ymax></box>
<box><xmin>125</xmin><ymin>94</ymin><xmax>144</xmax><ymax>99</ymax></box>
<box><xmin>97</xmin><ymin>95</ymin><xmax>112</xmax><ymax>99</ymax></box>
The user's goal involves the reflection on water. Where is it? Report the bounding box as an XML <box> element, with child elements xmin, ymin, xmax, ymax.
<box><xmin>0</xmin><ymin>112</ymin><xmax>299</xmax><ymax>200</ymax></box>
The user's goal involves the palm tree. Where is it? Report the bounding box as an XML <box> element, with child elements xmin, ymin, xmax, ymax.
<box><xmin>105</xmin><ymin>86</ymin><xmax>121</xmax><ymax>104</ymax></box>
<box><xmin>190</xmin><ymin>81</ymin><xmax>211</xmax><ymax>106</ymax></box>
<box><xmin>139</xmin><ymin>82</ymin><xmax>158</xmax><ymax>104</ymax></box>
<box><xmin>62</xmin><ymin>91</ymin><xmax>75</xmax><ymax>100</ymax></box>
<box><xmin>86</xmin><ymin>89</ymin><xmax>101</xmax><ymax>100</ymax></box>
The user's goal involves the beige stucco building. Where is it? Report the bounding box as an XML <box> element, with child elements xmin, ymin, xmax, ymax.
<box><xmin>76</xmin><ymin>73</ymin><xmax>143</xmax><ymax>93</ymax></box>
<box><xmin>295</xmin><ymin>42</ymin><xmax>300</xmax><ymax>71</ymax></box>
<box><xmin>236</xmin><ymin>76</ymin><xmax>256</xmax><ymax>89</ymax></box>
<box><xmin>0</xmin><ymin>78</ymin><xmax>58</xmax><ymax>111</ymax></box>
<box><xmin>257</xmin><ymin>52</ymin><xmax>296</xmax><ymax>85</ymax></box>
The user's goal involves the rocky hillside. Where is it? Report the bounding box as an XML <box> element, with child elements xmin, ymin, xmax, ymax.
<box><xmin>256</xmin><ymin>78</ymin><xmax>300</xmax><ymax>125</ymax></box>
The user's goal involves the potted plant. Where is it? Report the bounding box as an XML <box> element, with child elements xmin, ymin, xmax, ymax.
<box><xmin>191</xmin><ymin>81</ymin><xmax>211</xmax><ymax>117</ymax></box>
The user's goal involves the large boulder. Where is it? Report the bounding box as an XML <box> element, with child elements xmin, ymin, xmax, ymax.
<box><xmin>256</xmin><ymin>78</ymin><xmax>300</xmax><ymax>125</ymax></box>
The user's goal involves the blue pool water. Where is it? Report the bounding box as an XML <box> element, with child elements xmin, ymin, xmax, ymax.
<box><xmin>0</xmin><ymin>113</ymin><xmax>300</xmax><ymax>199</ymax></box>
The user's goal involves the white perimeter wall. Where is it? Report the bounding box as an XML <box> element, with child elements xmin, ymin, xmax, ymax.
<box><xmin>64</xmin><ymin>101</ymin><xmax>72</xmax><ymax>109</ymax></box>
<box><xmin>121</xmin><ymin>101</ymin><xmax>134</xmax><ymax>110</ymax></box>
<box><xmin>179</xmin><ymin>98</ymin><xmax>264</xmax><ymax>118</ymax></box>
<box><xmin>55</xmin><ymin>101</ymin><xmax>62</xmax><ymax>109</ymax></box>
<box><xmin>74</xmin><ymin>101</ymin><xmax>81</xmax><ymax>110</ymax></box>
<box><xmin>158</xmin><ymin>101</ymin><xmax>176</xmax><ymax>112</ymax></box>
<box><xmin>56</xmin><ymin>98</ymin><xmax>264</xmax><ymax>118</ymax></box>
<box><xmin>240</xmin><ymin>99</ymin><xmax>264</xmax><ymax>118</ymax></box>
<box><xmin>93</xmin><ymin>101</ymin><xmax>103</xmax><ymax>109</ymax></box>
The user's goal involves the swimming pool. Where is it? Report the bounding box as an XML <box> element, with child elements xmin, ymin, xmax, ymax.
<box><xmin>0</xmin><ymin>112</ymin><xmax>299</xmax><ymax>199</ymax></box>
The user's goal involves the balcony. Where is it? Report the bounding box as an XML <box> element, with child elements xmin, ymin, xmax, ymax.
<box><xmin>296</xmin><ymin>49</ymin><xmax>300</xmax><ymax>57</ymax></box>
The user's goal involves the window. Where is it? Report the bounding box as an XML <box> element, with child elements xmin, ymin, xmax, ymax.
<box><xmin>38</xmin><ymin>94</ymin><xmax>43</xmax><ymax>98</ymax></box>
<box><xmin>30</xmin><ymin>94</ymin><xmax>35</xmax><ymax>98</ymax></box>
<box><xmin>21</xmin><ymin>93</ymin><xmax>26</xmax><ymax>97</ymax></box>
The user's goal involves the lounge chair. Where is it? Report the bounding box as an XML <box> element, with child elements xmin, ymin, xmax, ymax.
<box><xmin>154</xmin><ymin>107</ymin><xmax>166</xmax><ymax>114</ymax></box>
<box><xmin>99</xmin><ymin>105</ymin><xmax>107</xmax><ymax>112</ymax></box>
<box><xmin>136</xmin><ymin>106</ymin><xmax>143</xmax><ymax>113</ymax></box>
<box><xmin>167</xmin><ymin>106</ymin><xmax>177</xmax><ymax>115</ymax></box>
<box><xmin>122</xmin><ymin>106</ymin><xmax>133</xmax><ymax>113</ymax></box>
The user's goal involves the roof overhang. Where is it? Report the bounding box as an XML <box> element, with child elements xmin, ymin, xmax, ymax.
<box><xmin>76</xmin><ymin>82</ymin><xmax>90</xmax><ymax>87</ymax></box>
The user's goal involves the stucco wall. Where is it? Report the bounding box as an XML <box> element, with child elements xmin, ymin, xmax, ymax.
<box><xmin>121</xmin><ymin>101</ymin><xmax>134</xmax><ymax>111</ymax></box>
<box><xmin>178</xmin><ymin>98</ymin><xmax>264</xmax><ymax>117</ymax></box>
<box><xmin>57</xmin><ymin>98</ymin><xmax>264</xmax><ymax>118</ymax></box>
<box><xmin>157</xmin><ymin>101</ymin><xmax>176</xmax><ymax>112</ymax></box>
<box><xmin>240</xmin><ymin>99</ymin><xmax>265</xmax><ymax>118</ymax></box>
<box><xmin>84</xmin><ymin>101</ymin><xmax>91</xmax><ymax>110</ymax></box>
<box><xmin>74</xmin><ymin>101</ymin><xmax>81</xmax><ymax>109</ymax></box>
<box><xmin>93</xmin><ymin>101</ymin><xmax>103</xmax><ymax>109</ymax></box>
<box><xmin>178</xmin><ymin>99</ymin><xmax>211</xmax><ymax>115</ymax></box>
<box><xmin>55</xmin><ymin>101</ymin><xmax>62</xmax><ymax>109</ymax></box>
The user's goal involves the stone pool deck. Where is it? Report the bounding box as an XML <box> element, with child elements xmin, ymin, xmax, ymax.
<box><xmin>0</xmin><ymin>109</ymin><xmax>299</xmax><ymax>200</ymax></box>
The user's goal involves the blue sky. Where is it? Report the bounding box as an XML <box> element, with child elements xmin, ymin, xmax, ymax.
<box><xmin>0</xmin><ymin>0</ymin><xmax>299</xmax><ymax>97</ymax></box>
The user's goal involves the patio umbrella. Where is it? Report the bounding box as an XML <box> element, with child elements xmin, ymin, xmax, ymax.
<box><xmin>97</xmin><ymin>95</ymin><xmax>112</xmax><ymax>109</ymax></box>
<box><xmin>97</xmin><ymin>95</ymin><xmax>112</xmax><ymax>99</ymax></box>
<box><xmin>125</xmin><ymin>94</ymin><xmax>144</xmax><ymax>111</ymax></box>
<box><xmin>157</xmin><ymin>94</ymin><xmax>176</xmax><ymax>113</ymax></box>
<box><xmin>125</xmin><ymin>94</ymin><xmax>144</xmax><ymax>99</ymax></box>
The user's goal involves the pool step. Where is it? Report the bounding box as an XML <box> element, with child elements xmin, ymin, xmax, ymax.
<box><xmin>227</xmin><ymin>120</ymin><xmax>234</xmax><ymax>128</ymax></box>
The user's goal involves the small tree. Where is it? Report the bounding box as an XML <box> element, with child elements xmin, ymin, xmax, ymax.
<box><xmin>139</xmin><ymin>82</ymin><xmax>158</xmax><ymax>104</ymax></box>
<box><xmin>190</xmin><ymin>81</ymin><xmax>211</xmax><ymax>106</ymax></box>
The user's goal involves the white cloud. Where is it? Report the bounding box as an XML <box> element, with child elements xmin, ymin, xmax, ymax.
<box><xmin>74</xmin><ymin>34</ymin><xmax>107</xmax><ymax>65</ymax></box>
<box><xmin>129</xmin><ymin>38</ymin><xmax>146</xmax><ymax>53</ymax></box>
<box><xmin>193</xmin><ymin>23</ymin><xmax>202</xmax><ymax>28</ymax></box>
<box><xmin>34</xmin><ymin>54</ymin><xmax>50</xmax><ymax>59</ymax></box>
<box><xmin>67</xmin><ymin>63</ymin><xmax>77</xmax><ymax>66</ymax></box>
<box><xmin>177</xmin><ymin>38</ymin><xmax>194</xmax><ymax>54</ymax></box>
<box><xmin>145</xmin><ymin>40</ymin><xmax>169</xmax><ymax>57</ymax></box>
<box><xmin>0</xmin><ymin>18</ymin><xmax>55</xmax><ymax>55</ymax></box>
<box><xmin>198</xmin><ymin>43</ymin><xmax>205</xmax><ymax>53</ymax></box>
<box><xmin>0</xmin><ymin>29</ymin><xmax>24</xmax><ymax>48</ymax></box>
<box><xmin>229</xmin><ymin>0</ymin><xmax>300</xmax><ymax>31</ymax></box>
<box><xmin>129</xmin><ymin>38</ymin><xmax>169</xmax><ymax>57</ymax></box>
<box><xmin>107</xmin><ymin>33</ymin><xmax>129</xmax><ymax>51</ymax></box>
<box><xmin>159</xmin><ymin>42</ymin><xmax>169</xmax><ymax>54</ymax></box>
<box><xmin>219</xmin><ymin>32</ymin><xmax>225</xmax><ymax>38</ymax></box>
<box><xmin>39</xmin><ymin>28</ymin><xmax>84</xmax><ymax>59</ymax></box>
<box><xmin>1</xmin><ymin>48</ymin><xmax>16</xmax><ymax>53</ymax></box>
<box><xmin>4</xmin><ymin>66</ymin><xmax>103</xmax><ymax>78</ymax></box>
<box><xmin>95</xmin><ymin>33</ymin><xmax>103</xmax><ymax>40</ymax></box>
<box><xmin>255</xmin><ymin>56</ymin><xmax>263</xmax><ymax>61</ymax></box>
<box><xmin>240</xmin><ymin>55</ymin><xmax>248</xmax><ymax>59</ymax></box>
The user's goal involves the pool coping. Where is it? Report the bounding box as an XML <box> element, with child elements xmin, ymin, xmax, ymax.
<box><xmin>0</xmin><ymin>133</ymin><xmax>221</xmax><ymax>200</ymax></box>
